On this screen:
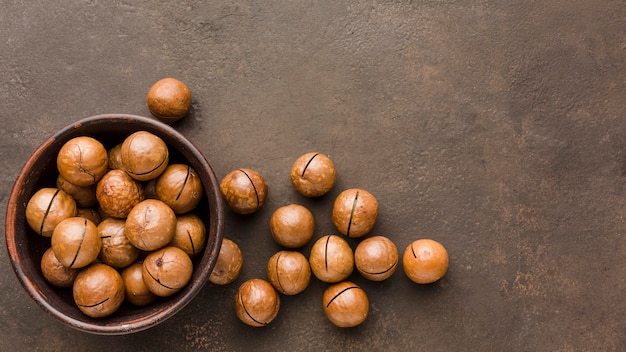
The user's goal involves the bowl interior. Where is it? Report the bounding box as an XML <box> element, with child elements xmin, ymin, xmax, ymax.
<box><xmin>5</xmin><ymin>114</ymin><xmax>224</xmax><ymax>335</ymax></box>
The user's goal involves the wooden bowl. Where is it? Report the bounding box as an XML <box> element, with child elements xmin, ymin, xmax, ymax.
<box><xmin>5</xmin><ymin>114</ymin><xmax>224</xmax><ymax>335</ymax></box>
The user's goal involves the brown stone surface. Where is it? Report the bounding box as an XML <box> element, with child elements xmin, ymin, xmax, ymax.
<box><xmin>1</xmin><ymin>1</ymin><xmax>624</xmax><ymax>350</ymax></box>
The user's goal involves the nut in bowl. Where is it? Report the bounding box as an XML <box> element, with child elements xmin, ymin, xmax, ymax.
<box><xmin>5</xmin><ymin>114</ymin><xmax>224</xmax><ymax>335</ymax></box>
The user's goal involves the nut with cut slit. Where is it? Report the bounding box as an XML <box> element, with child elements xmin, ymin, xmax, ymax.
<box><xmin>332</xmin><ymin>188</ymin><xmax>379</xmax><ymax>238</ymax></box>
<box><xmin>121</xmin><ymin>131</ymin><xmax>169</xmax><ymax>181</ymax></box>
<box><xmin>267</xmin><ymin>250</ymin><xmax>311</xmax><ymax>295</ymax></box>
<box><xmin>234</xmin><ymin>279</ymin><xmax>280</xmax><ymax>327</ymax></box>
<box><xmin>355</xmin><ymin>235</ymin><xmax>398</xmax><ymax>281</ymax></box>
<box><xmin>57</xmin><ymin>136</ymin><xmax>108</xmax><ymax>187</ymax></box>
<box><xmin>169</xmin><ymin>213</ymin><xmax>206</xmax><ymax>257</ymax></box>
<box><xmin>309</xmin><ymin>234</ymin><xmax>354</xmax><ymax>283</ymax></box>
<box><xmin>155</xmin><ymin>164</ymin><xmax>203</xmax><ymax>214</ymax></box>
<box><xmin>323</xmin><ymin>281</ymin><xmax>369</xmax><ymax>328</ymax></box>
<box><xmin>51</xmin><ymin>217</ymin><xmax>101</xmax><ymax>269</ymax></box>
<box><xmin>290</xmin><ymin>152</ymin><xmax>336</xmax><ymax>197</ymax></box>
<box><xmin>220</xmin><ymin>168</ymin><xmax>267</xmax><ymax>214</ymax></box>
<box><xmin>124</xmin><ymin>199</ymin><xmax>176</xmax><ymax>251</ymax></box>
<box><xmin>209</xmin><ymin>238</ymin><xmax>243</xmax><ymax>285</ymax></box>
<box><xmin>403</xmin><ymin>239</ymin><xmax>449</xmax><ymax>284</ymax></box>
<box><xmin>72</xmin><ymin>263</ymin><xmax>125</xmax><ymax>318</ymax></box>
<box><xmin>25</xmin><ymin>187</ymin><xmax>76</xmax><ymax>237</ymax></box>
<box><xmin>142</xmin><ymin>246</ymin><xmax>193</xmax><ymax>297</ymax></box>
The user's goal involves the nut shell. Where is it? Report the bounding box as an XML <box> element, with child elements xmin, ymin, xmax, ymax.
<box><xmin>40</xmin><ymin>247</ymin><xmax>80</xmax><ymax>288</ymax></box>
<box><xmin>169</xmin><ymin>213</ymin><xmax>206</xmax><ymax>257</ymax></box>
<box><xmin>309</xmin><ymin>234</ymin><xmax>354</xmax><ymax>283</ymax></box>
<box><xmin>354</xmin><ymin>235</ymin><xmax>398</xmax><ymax>281</ymax></box>
<box><xmin>121</xmin><ymin>131</ymin><xmax>169</xmax><ymax>181</ymax></box>
<box><xmin>142</xmin><ymin>246</ymin><xmax>194</xmax><ymax>297</ymax></box>
<box><xmin>107</xmin><ymin>143</ymin><xmax>125</xmax><ymax>171</ymax></box>
<box><xmin>121</xmin><ymin>261</ymin><xmax>157</xmax><ymax>306</ymax></box>
<box><xmin>56</xmin><ymin>175</ymin><xmax>97</xmax><ymax>208</ymax></box>
<box><xmin>97</xmin><ymin>218</ymin><xmax>140</xmax><ymax>269</ymax></box>
<box><xmin>73</xmin><ymin>263</ymin><xmax>125</xmax><ymax>318</ymax></box>
<box><xmin>124</xmin><ymin>199</ymin><xmax>177</xmax><ymax>251</ymax></box>
<box><xmin>51</xmin><ymin>217</ymin><xmax>101</xmax><ymax>269</ymax></box>
<box><xmin>234</xmin><ymin>279</ymin><xmax>280</xmax><ymax>327</ymax></box>
<box><xmin>403</xmin><ymin>239</ymin><xmax>449</xmax><ymax>284</ymax></box>
<box><xmin>26</xmin><ymin>188</ymin><xmax>76</xmax><ymax>237</ymax></box>
<box><xmin>322</xmin><ymin>281</ymin><xmax>369</xmax><ymax>328</ymax></box>
<box><xmin>332</xmin><ymin>188</ymin><xmax>379</xmax><ymax>238</ymax></box>
<box><xmin>155</xmin><ymin>164</ymin><xmax>203</xmax><ymax>214</ymax></box>
<box><xmin>267</xmin><ymin>251</ymin><xmax>311</xmax><ymax>295</ymax></box>
<box><xmin>96</xmin><ymin>169</ymin><xmax>144</xmax><ymax>218</ymax></box>
<box><xmin>290</xmin><ymin>152</ymin><xmax>336</xmax><ymax>197</ymax></box>
<box><xmin>220</xmin><ymin>168</ymin><xmax>268</xmax><ymax>214</ymax></box>
<box><xmin>269</xmin><ymin>204</ymin><xmax>315</xmax><ymax>248</ymax></box>
<box><xmin>209</xmin><ymin>238</ymin><xmax>243</xmax><ymax>285</ymax></box>
<box><xmin>146</xmin><ymin>77</ymin><xmax>192</xmax><ymax>123</ymax></box>
<box><xmin>57</xmin><ymin>136</ymin><xmax>108</xmax><ymax>186</ymax></box>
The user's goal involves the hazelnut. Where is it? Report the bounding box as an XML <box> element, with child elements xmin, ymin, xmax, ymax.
<box><xmin>322</xmin><ymin>281</ymin><xmax>369</xmax><ymax>328</ymax></box>
<box><xmin>142</xmin><ymin>246</ymin><xmax>193</xmax><ymax>297</ymax></box>
<box><xmin>234</xmin><ymin>279</ymin><xmax>280</xmax><ymax>327</ymax></box>
<box><xmin>51</xmin><ymin>217</ymin><xmax>101</xmax><ymax>269</ymax></box>
<box><xmin>56</xmin><ymin>136</ymin><xmax>108</xmax><ymax>186</ymax></box>
<box><xmin>25</xmin><ymin>188</ymin><xmax>76</xmax><ymax>237</ymax></box>
<box><xmin>354</xmin><ymin>235</ymin><xmax>398</xmax><ymax>281</ymax></box>
<box><xmin>73</xmin><ymin>263</ymin><xmax>125</xmax><ymax>318</ymax></box>
<box><xmin>209</xmin><ymin>238</ymin><xmax>243</xmax><ymax>285</ymax></box>
<box><xmin>220</xmin><ymin>168</ymin><xmax>268</xmax><ymax>214</ymax></box>
<box><xmin>97</xmin><ymin>218</ymin><xmax>140</xmax><ymax>269</ymax></box>
<box><xmin>96</xmin><ymin>169</ymin><xmax>144</xmax><ymax>218</ymax></box>
<box><xmin>267</xmin><ymin>251</ymin><xmax>311</xmax><ymax>295</ymax></box>
<box><xmin>40</xmin><ymin>247</ymin><xmax>80</xmax><ymax>288</ymax></box>
<box><xmin>309</xmin><ymin>234</ymin><xmax>354</xmax><ymax>283</ymax></box>
<box><xmin>290</xmin><ymin>152</ymin><xmax>336</xmax><ymax>197</ymax></box>
<box><xmin>403</xmin><ymin>239</ymin><xmax>449</xmax><ymax>284</ymax></box>
<box><xmin>121</xmin><ymin>131</ymin><xmax>169</xmax><ymax>181</ymax></box>
<box><xmin>121</xmin><ymin>261</ymin><xmax>158</xmax><ymax>306</ymax></box>
<box><xmin>56</xmin><ymin>174</ymin><xmax>97</xmax><ymax>208</ymax></box>
<box><xmin>269</xmin><ymin>204</ymin><xmax>315</xmax><ymax>248</ymax></box>
<box><xmin>169</xmin><ymin>213</ymin><xmax>206</xmax><ymax>257</ymax></box>
<box><xmin>332</xmin><ymin>188</ymin><xmax>379</xmax><ymax>238</ymax></box>
<box><xmin>146</xmin><ymin>77</ymin><xmax>192</xmax><ymax>123</ymax></box>
<box><xmin>155</xmin><ymin>164</ymin><xmax>203</xmax><ymax>214</ymax></box>
<box><xmin>124</xmin><ymin>199</ymin><xmax>177</xmax><ymax>251</ymax></box>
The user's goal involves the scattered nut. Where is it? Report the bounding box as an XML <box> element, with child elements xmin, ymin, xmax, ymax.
<box><xmin>322</xmin><ymin>281</ymin><xmax>369</xmax><ymax>328</ymax></box>
<box><xmin>234</xmin><ymin>278</ymin><xmax>280</xmax><ymax>327</ymax></box>
<box><xmin>290</xmin><ymin>152</ymin><xmax>336</xmax><ymax>197</ymax></box>
<box><xmin>402</xmin><ymin>239</ymin><xmax>449</xmax><ymax>284</ymax></box>
<box><xmin>220</xmin><ymin>168</ymin><xmax>268</xmax><ymax>214</ymax></box>
<box><xmin>332</xmin><ymin>188</ymin><xmax>379</xmax><ymax>238</ymax></box>
<box><xmin>309</xmin><ymin>234</ymin><xmax>354</xmax><ymax>283</ymax></box>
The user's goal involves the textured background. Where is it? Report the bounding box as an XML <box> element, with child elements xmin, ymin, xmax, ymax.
<box><xmin>1</xmin><ymin>1</ymin><xmax>625</xmax><ymax>351</ymax></box>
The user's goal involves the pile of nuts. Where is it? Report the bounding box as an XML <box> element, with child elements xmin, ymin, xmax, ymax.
<box><xmin>213</xmin><ymin>152</ymin><xmax>450</xmax><ymax>328</ymax></box>
<box><xmin>25</xmin><ymin>130</ymin><xmax>206</xmax><ymax>318</ymax></box>
<box><xmin>144</xmin><ymin>77</ymin><xmax>450</xmax><ymax>328</ymax></box>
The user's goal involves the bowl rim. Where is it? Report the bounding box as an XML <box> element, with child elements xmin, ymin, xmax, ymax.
<box><xmin>5</xmin><ymin>113</ymin><xmax>225</xmax><ymax>335</ymax></box>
